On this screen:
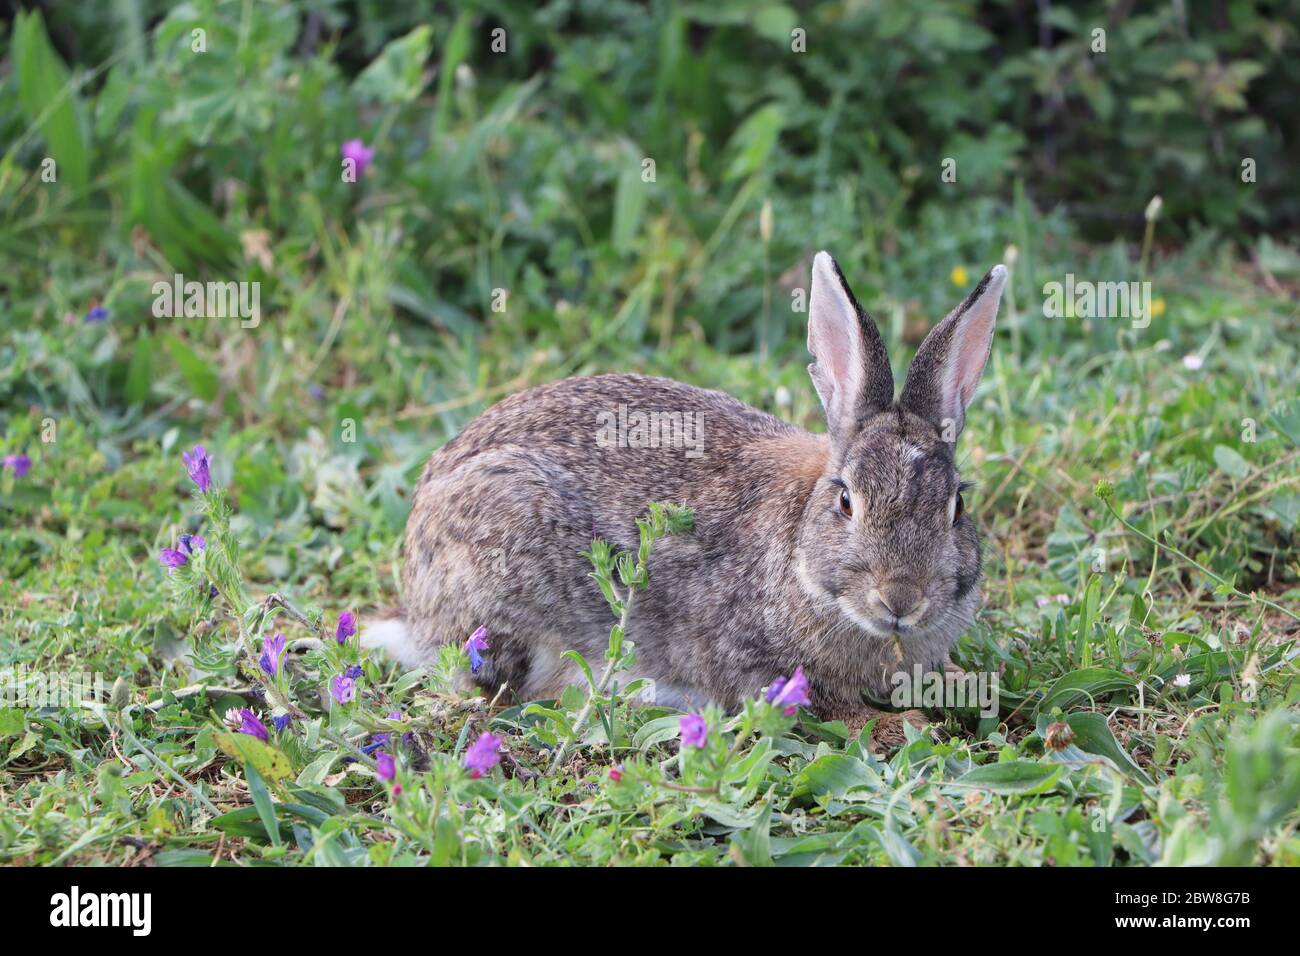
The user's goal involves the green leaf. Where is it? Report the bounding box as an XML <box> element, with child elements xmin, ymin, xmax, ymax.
<box><xmin>1213</xmin><ymin>445</ymin><xmax>1251</xmax><ymax>479</ymax></box>
<box><xmin>633</xmin><ymin>714</ymin><xmax>683</xmax><ymax>751</ymax></box>
<box><xmin>1042</xmin><ymin>712</ymin><xmax>1152</xmax><ymax>784</ymax></box>
<box><xmin>0</xmin><ymin>708</ymin><xmax>24</xmax><ymax>737</ymax></box>
<box><xmin>1036</xmin><ymin>667</ymin><xmax>1136</xmax><ymax>716</ymax></box>
<box><xmin>698</xmin><ymin>799</ymin><xmax>767</xmax><ymax>828</ymax></box>
<box><xmin>611</xmin><ymin>161</ymin><xmax>648</xmax><ymax>256</ymax></box>
<box><xmin>245</xmin><ymin>764</ymin><xmax>282</xmax><ymax>848</ymax></box>
<box><xmin>790</xmin><ymin>753</ymin><xmax>879</xmax><ymax>798</ymax></box>
<box><xmin>215</xmin><ymin>729</ymin><xmax>293</xmax><ymax>783</ymax></box>
<box><xmin>1268</xmin><ymin>397</ymin><xmax>1300</xmax><ymax>446</ymax></box>
<box><xmin>164</xmin><ymin>334</ymin><xmax>219</xmax><ymax>402</ymax></box>
<box><xmin>561</xmin><ymin>650</ymin><xmax>596</xmax><ymax>691</ymax></box>
<box><xmin>725</xmin><ymin>104</ymin><xmax>784</xmax><ymax>181</ymax></box>
<box><xmin>434</xmin><ymin>13</ymin><xmax>472</xmax><ymax>139</ymax></box>
<box><xmin>125</xmin><ymin>334</ymin><xmax>153</xmax><ymax>405</ymax></box>
<box><xmin>210</xmin><ymin>806</ymin><xmax>291</xmax><ymax>841</ymax></box>
<box><xmin>957</xmin><ymin>761</ymin><xmax>1064</xmax><ymax>795</ymax></box>
<box><xmin>297</xmin><ymin>752</ymin><xmax>341</xmax><ymax>788</ymax></box>
<box><xmin>354</xmin><ymin>25</ymin><xmax>432</xmax><ymax>105</ymax></box>
<box><xmin>730</xmin><ymin>798</ymin><xmax>773</xmax><ymax>866</ymax></box>
<box><xmin>12</xmin><ymin>10</ymin><xmax>89</xmax><ymax>199</ymax></box>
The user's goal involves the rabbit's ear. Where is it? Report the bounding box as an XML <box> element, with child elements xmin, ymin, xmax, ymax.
<box><xmin>807</xmin><ymin>252</ymin><xmax>894</xmax><ymax>444</ymax></box>
<box><xmin>899</xmin><ymin>264</ymin><xmax>1007</xmax><ymax>440</ymax></box>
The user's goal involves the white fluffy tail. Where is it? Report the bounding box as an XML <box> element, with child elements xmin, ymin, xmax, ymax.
<box><xmin>361</xmin><ymin>617</ymin><xmax>423</xmax><ymax>668</ymax></box>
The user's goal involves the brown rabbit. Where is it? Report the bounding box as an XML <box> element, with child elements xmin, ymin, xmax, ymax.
<box><xmin>366</xmin><ymin>253</ymin><xmax>1006</xmax><ymax>736</ymax></box>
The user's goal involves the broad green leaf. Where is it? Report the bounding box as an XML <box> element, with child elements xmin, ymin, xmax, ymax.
<box><xmin>1213</xmin><ymin>445</ymin><xmax>1251</xmax><ymax>479</ymax></box>
<box><xmin>1061</xmin><ymin>712</ymin><xmax>1153</xmax><ymax>784</ymax></box>
<box><xmin>297</xmin><ymin>752</ymin><xmax>342</xmax><ymax>788</ymax></box>
<box><xmin>1036</xmin><ymin>667</ymin><xmax>1136</xmax><ymax>716</ymax></box>
<box><xmin>1269</xmin><ymin>397</ymin><xmax>1300</xmax><ymax>446</ymax></box>
<box><xmin>790</xmin><ymin>753</ymin><xmax>879</xmax><ymax>798</ymax></box>
<box><xmin>354</xmin><ymin>25</ymin><xmax>432</xmax><ymax>104</ymax></box>
<box><xmin>215</xmin><ymin>729</ymin><xmax>293</xmax><ymax>783</ymax></box>
<box><xmin>957</xmin><ymin>761</ymin><xmax>1064</xmax><ymax>794</ymax></box>
<box><xmin>633</xmin><ymin>714</ymin><xmax>683</xmax><ymax>751</ymax></box>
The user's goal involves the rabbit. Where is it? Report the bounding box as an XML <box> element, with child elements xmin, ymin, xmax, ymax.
<box><xmin>365</xmin><ymin>252</ymin><xmax>1006</xmax><ymax>737</ymax></box>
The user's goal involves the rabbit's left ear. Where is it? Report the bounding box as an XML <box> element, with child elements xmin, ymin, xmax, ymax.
<box><xmin>899</xmin><ymin>265</ymin><xmax>1007</xmax><ymax>440</ymax></box>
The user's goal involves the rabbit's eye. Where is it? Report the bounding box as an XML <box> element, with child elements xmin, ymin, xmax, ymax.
<box><xmin>951</xmin><ymin>491</ymin><xmax>965</xmax><ymax>524</ymax></box>
<box><xmin>838</xmin><ymin>487</ymin><xmax>853</xmax><ymax>517</ymax></box>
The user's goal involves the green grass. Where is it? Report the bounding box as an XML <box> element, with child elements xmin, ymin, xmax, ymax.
<box><xmin>2</xmin><ymin>2</ymin><xmax>1299</xmax><ymax>867</ymax></box>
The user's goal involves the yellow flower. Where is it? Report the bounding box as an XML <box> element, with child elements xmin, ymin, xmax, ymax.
<box><xmin>950</xmin><ymin>266</ymin><xmax>968</xmax><ymax>287</ymax></box>
<box><xmin>1151</xmin><ymin>297</ymin><xmax>1166</xmax><ymax>317</ymax></box>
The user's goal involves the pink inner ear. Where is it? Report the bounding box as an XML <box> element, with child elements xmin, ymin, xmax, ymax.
<box><xmin>808</xmin><ymin>257</ymin><xmax>864</xmax><ymax>415</ymax></box>
<box><xmin>954</xmin><ymin>306</ymin><xmax>996</xmax><ymax>407</ymax></box>
<box><xmin>812</xmin><ymin>317</ymin><xmax>860</xmax><ymax>401</ymax></box>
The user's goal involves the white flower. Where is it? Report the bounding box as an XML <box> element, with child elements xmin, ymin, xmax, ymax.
<box><xmin>1172</xmin><ymin>673</ymin><xmax>1192</xmax><ymax>688</ymax></box>
<box><xmin>1182</xmin><ymin>354</ymin><xmax>1204</xmax><ymax>370</ymax></box>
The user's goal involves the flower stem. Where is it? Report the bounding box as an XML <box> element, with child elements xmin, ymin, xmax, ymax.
<box><xmin>548</xmin><ymin>591</ymin><xmax>635</xmax><ymax>774</ymax></box>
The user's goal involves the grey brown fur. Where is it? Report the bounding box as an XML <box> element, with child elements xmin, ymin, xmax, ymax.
<box><xmin>392</xmin><ymin>253</ymin><xmax>1007</xmax><ymax>724</ymax></box>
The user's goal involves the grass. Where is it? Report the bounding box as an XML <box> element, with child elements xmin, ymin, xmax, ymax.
<box><xmin>2</xmin><ymin>4</ymin><xmax>1299</xmax><ymax>867</ymax></box>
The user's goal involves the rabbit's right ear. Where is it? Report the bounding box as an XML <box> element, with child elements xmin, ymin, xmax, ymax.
<box><xmin>807</xmin><ymin>252</ymin><xmax>894</xmax><ymax>444</ymax></box>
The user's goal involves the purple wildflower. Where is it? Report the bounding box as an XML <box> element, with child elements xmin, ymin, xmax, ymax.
<box><xmin>463</xmin><ymin>732</ymin><xmax>502</xmax><ymax>778</ymax></box>
<box><xmin>237</xmin><ymin>708</ymin><xmax>269</xmax><ymax>742</ymax></box>
<box><xmin>272</xmin><ymin>714</ymin><xmax>292</xmax><ymax>734</ymax></box>
<box><xmin>465</xmin><ymin>625</ymin><xmax>489</xmax><ymax>673</ymax></box>
<box><xmin>330</xmin><ymin>674</ymin><xmax>356</xmax><ymax>705</ymax></box>
<box><xmin>160</xmin><ymin>532</ymin><xmax>206</xmax><ymax>571</ymax></box>
<box><xmin>182</xmin><ymin>445</ymin><xmax>212</xmax><ymax>493</ymax></box>
<box><xmin>340</xmin><ymin>139</ymin><xmax>375</xmax><ymax>179</ymax></box>
<box><xmin>3</xmin><ymin>454</ymin><xmax>31</xmax><ymax>478</ymax></box>
<box><xmin>364</xmin><ymin>712</ymin><xmax>404</xmax><ymax>753</ymax></box>
<box><xmin>178</xmin><ymin>533</ymin><xmax>205</xmax><ymax>555</ymax></box>
<box><xmin>679</xmin><ymin>714</ymin><xmax>708</xmax><ymax>749</ymax></box>
<box><xmin>344</xmin><ymin>664</ymin><xmax>364</xmax><ymax>680</ymax></box>
<box><xmin>259</xmin><ymin>632</ymin><xmax>287</xmax><ymax>678</ymax></box>
<box><xmin>766</xmin><ymin>666</ymin><xmax>811</xmax><ymax>716</ymax></box>
<box><xmin>85</xmin><ymin>305</ymin><xmax>110</xmax><ymax>323</ymax></box>
<box><xmin>376</xmin><ymin>750</ymin><xmax>401</xmax><ymax>795</ymax></box>
<box><xmin>336</xmin><ymin>611</ymin><xmax>357</xmax><ymax>644</ymax></box>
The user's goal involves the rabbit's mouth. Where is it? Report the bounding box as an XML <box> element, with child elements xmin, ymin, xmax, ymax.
<box><xmin>835</xmin><ymin>595</ymin><xmax>930</xmax><ymax>641</ymax></box>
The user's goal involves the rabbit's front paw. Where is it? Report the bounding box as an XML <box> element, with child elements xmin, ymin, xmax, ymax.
<box><xmin>831</xmin><ymin>707</ymin><xmax>929</xmax><ymax>753</ymax></box>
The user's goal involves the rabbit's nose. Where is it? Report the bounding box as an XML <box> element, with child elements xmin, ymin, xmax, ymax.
<box><xmin>873</xmin><ymin>583</ymin><xmax>925</xmax><ymax>624</ymax></box>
